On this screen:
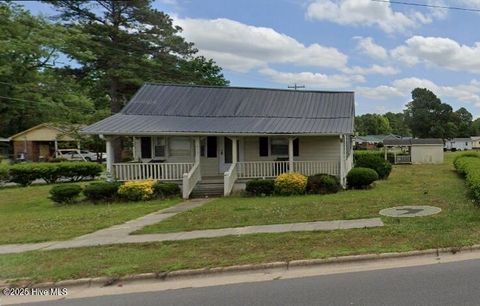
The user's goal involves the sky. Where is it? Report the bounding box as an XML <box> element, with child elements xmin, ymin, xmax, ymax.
<box><xmin>19</xmin><ymin>0</ymin><xmax>480</xmax><ymax>117</ymax></box>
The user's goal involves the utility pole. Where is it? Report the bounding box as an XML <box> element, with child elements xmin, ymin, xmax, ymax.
<box><xmin>288</xmin><ymin>84</ymin><xmax>305</xmax><ymax>90</ymax></box>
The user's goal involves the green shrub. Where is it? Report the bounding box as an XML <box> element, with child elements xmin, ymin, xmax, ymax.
<box><xmin>49</xmin><ymin>184</ymin><xmax>82</xmax><ymax>204</ymax></box>
<box><xmin>153</xmin><ymin>182</ymin><xmax>181</xmax><ymax>198</ymax></box>
<box><xmin>245</xmin><ymin>179</ymin><xmax>275</xmax><ymax>196</ymax></box>
<box><xmin>56</xmin><ymin>162</ymin><xmax>103</xmax><ymax>182</ymax></box>
<box><xmin>355</xmin><ymin>154</ymin><xmax>392</xmax><ymax>179</ymax></box>
<box><xmin>274</xmin><ymin>172</ymin><xmax>307</xmax><ymax>195</ymax></box>
<box><xmin>117</xmin><ymin>180</ymin><xmax>155</xmax><ymax>201</ymax></box>
<box><xmin>307</xmin><ymin>174</ymin><xmax>340</xmax><ymax>194</ymax></box>
<box><xmin>83</xmin><ymin>181</ymin><xmax>121</xmax><ymax>203</ymax></box>
<box><xmin>0</xmin><ymin>164</ymin><xmax>9</xmax><ymax>185</ymax></box>
<box><xmin>8</xmin><ymin>163</ymin><xmax>40</xmax><ymax>186</ymax></box>
<box><xmin>347</xmin><ymin>167</ymin><xmax>379</xmax><ymax>189</ymax></box>
<box><xmin>454</xmin><ymin>156</ymin><xmax>480</xmax><ymax>203</ymax></box>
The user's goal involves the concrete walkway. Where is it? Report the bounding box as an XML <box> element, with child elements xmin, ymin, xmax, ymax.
<box><xmin>0</xmin><ymin>199</ymin><xmax>384</xmax><ymax>255</ymax></box>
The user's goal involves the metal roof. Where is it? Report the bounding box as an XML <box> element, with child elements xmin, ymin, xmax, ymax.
<box><xmin>384</xmin><ymin>138</ymin><xmax>443</xmax><ymax>146</ymax></box>
<box><xmin>83</xmin><ymin>84</ymin><xmax>355</xmax><ymax>135</ymax></box>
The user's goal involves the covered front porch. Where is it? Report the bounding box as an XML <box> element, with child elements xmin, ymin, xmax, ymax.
<box><xmin>105</xmin><ymin>134</ymin><xmax>352</xmax><ymax>199</ymax></box>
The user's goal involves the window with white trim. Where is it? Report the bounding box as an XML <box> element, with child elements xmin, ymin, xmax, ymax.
<box><xmin>153</xmin><ymin>137</ymin><xmax>166</xmax><ymax>157</ymax></box>
<box><xmin>270</xmin><ymin>137</ymin><xmax>288</xmax><ymax>156</ymax></box>
<box><xmin>168</xmin><ymin>137</ymin><xmax>191</xmax><ymax>156</ymax></box>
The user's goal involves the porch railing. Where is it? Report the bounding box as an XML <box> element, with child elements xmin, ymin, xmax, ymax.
<box><xmin>112</xmin><ymin>162</ymin><xmax>194</xmax><ymax>181</ymax></box>
<box><xmin>293</xmin><ymin>161</ymin><xmax>340</xmax><ymax>177</ymax></box>
<box><xmin>237</xmin><ymin>161</ymin><xmax>289</xmax><ymax>179</ymax></box>
<box><xmin>224</xmin><ymin>162</ymin><xmax>238</xmax><ymax>196</ymax></box>
<box><xmin>236</xmin><ymin>160</ymin><xmax>339</xmax><ymax>179</ymax></box>
<box><xmin>182</xmin><ymin>163</ymin><xmax>201</xmax><ymax>199</ymax></box>
<box><xmin>394</xmin><ymin>155</ymin><xmax>412</xmax><ymax>164</ymax></box>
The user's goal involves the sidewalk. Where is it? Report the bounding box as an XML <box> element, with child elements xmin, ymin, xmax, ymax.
<box><xmin>0</xmin><ymin>199</ymin><xmax>384</xmax><ymax>255</ymax></box>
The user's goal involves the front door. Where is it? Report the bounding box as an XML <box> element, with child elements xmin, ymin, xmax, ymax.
<box><xmin>219</xmin><ymin>137</ymin><xmax>242</xmax><ymax>173</ymax></box>
<box><xmin>219</xmin><ymin>137</ymin><xmax>232</xmax><ymax>173</ymax></box>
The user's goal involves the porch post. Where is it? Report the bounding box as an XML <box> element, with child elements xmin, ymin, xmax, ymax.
<box><xmin>105</xmin><ymin>137</ymin><xmax>114</xmax><ymax>174</ymax></box>
<box><xmin>231</xmin><ymin>137</ymin><xmax>238</xmax><ymax>164</ymax></box>
<box><xmin>339</xmin><ymin>134</ymin><xmax>346</xmax><ymax>187</ymax></box>
<box><xmin>288</xmin><ymin>137</ymin><xmax>294</xmax><ymax>173</ymax></box>
<box><xmin>54</xmin><ymin>139</ymin><xmax>58</xmax><ymax>158</ymax></box>
<box><xmin>194</xmin><ymin>137</ymin><xmax>201</xmax><ymax>164</ymax></box>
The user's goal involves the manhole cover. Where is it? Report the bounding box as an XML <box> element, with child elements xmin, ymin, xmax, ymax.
<box><xmin>379</xmin><ymin>206</ymin><xmax>441</xmax><ymax>217</ymax></box>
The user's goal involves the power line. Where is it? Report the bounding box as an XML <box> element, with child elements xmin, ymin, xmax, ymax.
<box><xmin>371</xmin><ymin>0</ymin><xmax>480</xmax><ymax>12</ymax></box>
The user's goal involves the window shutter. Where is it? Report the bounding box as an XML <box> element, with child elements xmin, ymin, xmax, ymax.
<box><xmin>293</xmin><ymin>138</ymin><xmax>299</xmax><ymax>156</ymax></box>
<box><xmin>207</xmin><ymin>137</ymin><xmax>217</xmax><ymax>158</ymax></box>
<box><xmin>140</xmin><ymin>137</ymin><xmax>152</xmax><ymax>159</ymax></box>
<box><xmin>259</xmin><ymin>137</ymin><xmax>269</xmax><ymax>156</ymax></box>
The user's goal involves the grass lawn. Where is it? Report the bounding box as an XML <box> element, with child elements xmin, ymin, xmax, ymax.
<box><xmin>2</xmin><ymin>152</ymin><xmax>480</xmax><ymax>283</ymax></box>
<box><xmin>136</xmin><ymin>152</ymin><xmax>475</xmax><ymax>234</ymax></box>
<box><xmin>0</xmin><ymin>183</ymin><xmax>181</xmax><ymax>244</ymax></box>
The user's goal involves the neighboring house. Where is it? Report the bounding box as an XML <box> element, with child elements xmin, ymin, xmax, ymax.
<box><xmin>82</xmin><ymin>83</ymin><xmax>355</xmax><ymax>198</ymax></box>
<box><xmin>383</xmin><ymin>138</ymin><xmax>444</xmax><ymax>164</ymax></box>
<box><xmin>354</xmin><ymin>134</ymin><xmax>402</xmax><ymax>150</ymax></box>
<box><xmin>10</xmin><ymin>123</ymin><xmax>79</xmax><ymax>162</ymax></box>
<box><xmin>472</xmin><ymin>136</ymin><xmax>480</xmax><ymax>149</ymax></box>
<box><xmin>0</xmin><ymin>138</ymin><xmax>10</xmax><ymax>159</ymax></box>
<box><xmin>445</xmin><ymin>138</ymin><xmax>472</xmax><ymax>151</ymax></box>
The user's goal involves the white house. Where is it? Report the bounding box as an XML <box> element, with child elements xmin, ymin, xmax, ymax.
<box><xmin>445</xmin><ymin>138</ymin><xmax>472</xmax><ymax>151</ymax></box>
<box><xmin>383</xmin><ymin>138</ymin><xmax>444</xmax><ymax>164</ymax></box>
<box><xmin>82</xmin><ymin>84</ymin><xmax>355</xmax><ymax>198</ymax></box>
<box><xmin>471</xmin><ymin>136</ymin><xmax>480</xmax><ymax>149</ymax></box>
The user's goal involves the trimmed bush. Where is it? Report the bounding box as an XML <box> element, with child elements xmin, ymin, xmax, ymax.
<box><xmin>347</xmin><ymin>167</ymin><xmax>378</xmax><ymax>189</ymax></box>
<box><xmin>355</xmin><ymin>154</ymin><xmax>392</xmax><ymax>179</ymax></box>
<box><xmin>0</xmin><ymin>164</ymin><xmax>9</xmax><ymax>185</ymax></box>
<box><xmin>117</xmin><ymin>179</ymin><xmax>155</xmax><ymax>201</ymax></box>
<box><xmin>454</xmin><ymin>156</ymin><xmax>480</xmax><ymax>203</ymax></box>
<box><xmin>55</xmin><ymin>162</ymin><xmax>103</xmax><ymax>182</ymax></box>
<box><xmin>307</xmin><ymin>174</ymin><xmax>340</xmax><ymax>194</ymax></box>
<box><xmin>153</xmin><ymin>182</ymin><xmax>181</xmax><ymax>198</ymax></box>
<box><xmin>245</xmin><ymin>179</ymin><xmax>275</xmax><ymax>196</ymax></box>
<box><xmin>8</xmin><ymin>164</ymin><xmax>40</xmax><ymax>186</ymax></box>
<box><xmin>49</xmin><ymin>184</ymin><xmax>82</xmax><ymax>204</ymax></box>
<box><xmin>83</xmin><ymin>181</ymin><xmax>121</xmax><ymax>203</ymax></box>
<box><xmin>274</xmin><ymin>172</ymin><xmax>307</xmax><ymax>195</ymax></box>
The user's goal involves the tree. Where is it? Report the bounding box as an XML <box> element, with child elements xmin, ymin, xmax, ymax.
<box><xmin>404</xmin><ymin>88</ymin><xmax>456</xmax><ymax>139</ymax></box>
<box><xmin>44</xmin><ymin>0</ymin><xmax>229</xmax><ymax>160</ymax></box>
<box><xmin>384</xmin><ymin>112</ymin><xmax>411</xmax><ymax>136</ymax></box>
<box><xmin>453</xmin><ymin>107</ymin><xmax>473</xmax><ymax>137</ymax></box>
<box><xmin>355</xmin><ymin>113</ymin><xmax>391</xmax><ymax>135</ymax></box>
<box><xmin>0</xmin><ymin>3</ymin><xmax>95</xmax><ymax>137</ymax></box>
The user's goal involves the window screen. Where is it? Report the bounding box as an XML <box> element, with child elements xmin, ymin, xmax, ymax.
<box><xmin>153</xmin><ymin>137</ymin><xmax>165</xmax><ymax>157</ymax></box>
<box><xmin>169</xmin><ymin>137</ymin><xmax>191</xmax><ymax>156</ymax></box>
<box><xmin>270</xmin><ymin>137</ymin><xmax>288</xmax><ymax>156</ymax></box>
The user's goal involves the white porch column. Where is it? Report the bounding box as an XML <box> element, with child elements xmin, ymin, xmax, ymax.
<box><xmin>288</xmin><ymin>137</ymin><xmax>294</xmax><ymax>173</ymax></box>
<box><xmin>105</xmin><ymin>137</ymin><xmax>114</xmax><ymax>174</ymax></box>
<box><xmin>194</xmin><ymin>137</ymin><xmax>201</xmax><ymax>164</ymax></box>
<box><xmin>339</xmin><ymin>135</ymin><xmax>346</xmax><ymax>187</ymax></box>
<box><xmin>231</xmin><ymin>137</ymin><xmax>238</xmax><ymax>164</ymax></box>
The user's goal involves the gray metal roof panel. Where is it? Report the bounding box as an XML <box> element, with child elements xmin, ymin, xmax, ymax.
<box><xmin>84</xmin><ymin>84</ymin><xmax>354</xmax><ymax>135</ymax></box>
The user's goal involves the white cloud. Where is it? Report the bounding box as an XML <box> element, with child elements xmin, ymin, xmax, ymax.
<box><xmin>259</xmin><ymin>68</ymin><xmax>364</xmax><ymax>89</ymax></box>
<box><xmin>357</xmin><ymin>77</ymin><xmax>480</xmax><ymax>106</ymax></box>
<box><xmin>306</xmin><ymin>0</ymin><xmax>435</xmax><ymax>33</ymax></box>
<box><xmin>391</xmin><ymin>36</ymin><xmax>480</xmax><ymax>73</ymax></box>
<box><xmin>354</xmin><ymin>37</ymin><xmax>388</xmax><ymax>60</ymax></box>
<box><xmin>175</xmin><ymin>17</ymin><xmax>348</xmax><ymax>72</ymax></box>
<box><xmin>342</xmin><ymin>64</ymin><xmax>399</xmax><ymax>76</ymax></box>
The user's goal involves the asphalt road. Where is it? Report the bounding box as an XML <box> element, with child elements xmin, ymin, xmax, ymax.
<box><xmin>21</xmin><ymin>259</ymin><xmax>480</xmax><ymax>306</ymax></box>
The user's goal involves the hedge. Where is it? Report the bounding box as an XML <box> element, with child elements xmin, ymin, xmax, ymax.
<box><xmin>454</xmin><ymin>156</ymin><xmax>480</xmax><ymax>203</ymax></box>
<box><xmin>83</xmin><ymin>181</ymin><xmax>121</xmax><ymax>203</ymax></box>
<box><xmin>0</xmin><ymin>164</ymin><xmax>9</xmax><ymax>185</ymax></box>
<box><xmin>346</xmin><ymin>167</ymin><xmax>379</xmax><ymax>189</ymax></box>
<box><xmin>7</xmin><ymin>162</ymin><xmax>103</xmax><ymax>186</ymax></box>
<box><xmin>153</xmin><ymin>182</ymin><xmax>181</xmax><ymax>198</ymax></box>
<box><xmin>307</xmin><ymin>174</ymin><xmax>340</xmax><ymax>194</ymax></box>
<box><xmin>355</xmin><ymin>154</ymin><xmax>392</xmax><ymax>179</ymax></box>
<box><xmin>245</xmin><ymin>179</ymin><xmax>275</xmax><ymax>196</ymax></box>
<box><xmin>49</xmin><ymin>184</ymin><xmax>82</xmax><ymax>204</ymax></box>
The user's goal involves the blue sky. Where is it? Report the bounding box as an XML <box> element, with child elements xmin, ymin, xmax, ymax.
<box><xmin>20</xmin><ymin>0</ymin><xmax>480</xmax><ymax>117</ymax></box>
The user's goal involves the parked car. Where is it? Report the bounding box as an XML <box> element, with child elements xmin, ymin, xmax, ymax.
<box><xmin>57</xmin><ymin>149</ymin><xmax>106</xmax><ymax>162</ymax></box>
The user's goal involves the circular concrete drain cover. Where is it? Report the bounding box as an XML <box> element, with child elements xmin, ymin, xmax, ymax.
<box><xmin>379</xmin><ymin>206</ymin><xmax>441</xmax><ymax>217</ymax></box>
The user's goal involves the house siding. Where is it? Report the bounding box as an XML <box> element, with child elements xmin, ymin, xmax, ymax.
<box><xmin>411</xmin><ymin>145</ymin><xmax>444</xmax><ymax>164</ymax></box>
